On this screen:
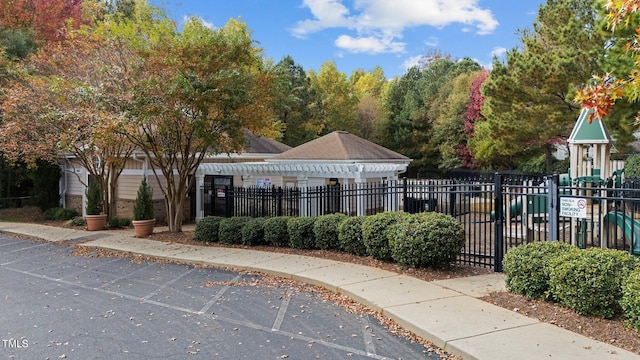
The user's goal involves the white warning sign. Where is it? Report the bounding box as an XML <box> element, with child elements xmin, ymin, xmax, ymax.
<box><xmin>560</xmin><ymin>197</ymin><xmax>587</xmax><ymax>218</ymax></box>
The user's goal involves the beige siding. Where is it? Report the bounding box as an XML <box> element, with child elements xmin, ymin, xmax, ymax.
<box><xmin>63</xmin><ymin>159</ymin><xmax>86</xmax><ymax>196</ymax></box>
<box><xmin>119</xmin><ymin>174</ymin><xmax>165</xmax><ymax>201</ymax></box>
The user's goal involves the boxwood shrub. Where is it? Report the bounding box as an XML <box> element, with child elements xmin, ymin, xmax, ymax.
<box><xmin>338</xmin><ymin>216</ymin><xmax>366</xmax><ymax>256</ymax></box>
<box><xmin>548</xmin><ymin>248</ymin><xmax>639</xmax><ymax>318</ymax></box>
<box><xmin>313</xmin><ymin>213</ymin><xmax>347</xmax><ymax>250</ymax></box>
<box><xmin>194</xmin><ymin>216</ymin><xmax>224</xmax><ymax>242</ymax></box>
<box><xmin>219</xmin><ymin>216</ymin><xmax>251</xmax><ymax>245</ymax></box>
<box><xmin>621</xmin><ymin>267</ymin><xmax>640</xmax><ymax>331</ymax></box>
<box><xmin>287</xmin><ymin>217</ymin><xmax>317</xmax><ymax>249</ymax></box>
<box><xmin>388</xmin><ymin>212</ymin><xmax>464</xmax><ymax>269</ymax></box>
<box><xmin>502</xmin><ymin>241</ymin><xmax>578</xmax><ymax>299</ymax></box>
<box><xmin>241</xmin><ymin>217</ymin><xmax>267</xmax><ymax>246</ymax></box>
<box><xmin>362</xmin><ymin>211</ymin><xmax>410</xmax><ymax>261</ymax></box>
<box><xmin>263</xmin><ymin>216</ymin><xmax>291</xmax><ymax>247</ymax></box>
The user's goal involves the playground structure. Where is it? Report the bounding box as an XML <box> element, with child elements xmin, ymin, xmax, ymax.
<box><xmin>499</xmin><ymin>107</ymin><xmax>639</xmax><ymax>255</ymax></box>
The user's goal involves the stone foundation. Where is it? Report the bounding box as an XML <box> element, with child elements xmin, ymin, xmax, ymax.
<box><xmin>65</xmin><ymin>195</ymin><xmax>83</xmax><ymax>214</ymax></box>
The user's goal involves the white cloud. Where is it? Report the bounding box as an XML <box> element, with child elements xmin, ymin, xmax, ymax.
<box><xmin>401</xmin><ymin>55</ymin><xmax>422</xmax><ymax>71</ymax></box>
<box><xmin>292</xmin><ymin>0</ymin><xmax>499</xmax><ymax>54</ymax></box>
<box><xmin>424</xmin><ymin>36</ymin><xmax>438</xmax><ymax>47</ymax></box>
<box><xmin>183</xmin><ymin>15</ymin><xmax>215</xmax><ymax>29</ymax></box>
<box><xmin>335</xmin><ymin>34</ymin><xmax>406</xmax><ymax>53</ymax></box>
<box><xmin>491</xmin><ymin>46</ymin><xmax>507</xmax><ymax>58</ymax></box>
<box><xmin>291</xmin><ymin>0</ymin><xmax>355</xmax><ymax>38</ymax></box>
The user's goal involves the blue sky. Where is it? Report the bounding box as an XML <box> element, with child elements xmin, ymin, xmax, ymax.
<box><xmin>153</xmin><ymin>0</ymin><xmax>545</xmax><ymax>78</ymax></box>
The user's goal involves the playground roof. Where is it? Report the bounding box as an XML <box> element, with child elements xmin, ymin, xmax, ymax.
<box><xmin>568</xmin><ymin>107</ymin><xmax>612</xmax><ymax>144</ymax></box>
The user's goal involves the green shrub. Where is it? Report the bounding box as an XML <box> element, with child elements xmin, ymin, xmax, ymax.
<box><xmin>338</xmin><ymin>216</ymin><xmax>366</xmax><ymax>256</ymax></box>
<box><xmin>264</xmin><ymin>217</ymin><xmax>291</xmax><ymax>247</ymax></box>
<box><xmin>362</xmin><ymin>212</ymin><xmax>410</xmax><ymax>261</ymax></box>
<box><xmin>219</xmin><ymin>217</ymin><xmax>251</xmax><ymax>245</ymax></box>
<box><xmin>194</xmin><ymin>216</ymin><xmax>224</xmax><ymax>242</ymax></box>
<box><xmin>621</xmin><ymin>267</ymin><xmax>640</xmax><ymax>331</ymax></box>
<box><xmin>503</xmin><ymin>241</ymin><xmax>578</xmax><ymax>299</ymax></box>
<box><xmin>548</xmin><ymin>248</ymin><xmax>639</xmax><ymax>318</ymax></box>
<box><xmin>287</xmin><ymin>217</ymin><xmax>317</xmax><ymax>249</ymax></box>
<box><xmin>242</xmin><ymin>217</ymin><xmax>267</xmax><ymax>246</ymax></box>
<box><xmin>313</xmin><ymin>213</ymin><xmax>347</xmax><ymax>250</ymax></box>
<box><xmin>133</xmin><ymin>177</ymin><xmax>154</xmax><ymax>221</ymax></box>
<box><xmin>43</xmin><ymin>207</ymin><xmax>78</xmax><ymax>221</ymax></box>
<box><xmin>85</xmin><ymin>181</ymin><xmax>103</xmax><ymax>215</ymax></box>
<box><xmin>109</xmin><ymin>217</ymin><xmax>131</xmax><ymax>228</ymax></box>
<box><xmin>388</xmin><ymin>212</ymin><xmax>465</xmax><ymax>269</ymax></box>
<box><xmin>65</xmin><ymin>216</ymin><xmax>85</xmax><ymax>227</ymax></box>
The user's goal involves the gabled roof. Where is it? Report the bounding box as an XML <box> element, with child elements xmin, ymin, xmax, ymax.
<box><xmin>273</xmin><ymin>131</ymin><xmax>409</xmax><ymax>161</ymax></box>
<box><xmin>568</xmin><ymin>107</ymin><xmax>612</xmax><ymax>144</ymax></box>
<box><xmin>241</xmin><ymin>131</ymin><xmax>291</xmax><ymax>154</ymax></box>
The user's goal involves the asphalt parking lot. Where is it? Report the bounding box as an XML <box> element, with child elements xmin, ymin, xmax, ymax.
<box><xmin>0</xmin><ymin>233</ymin><xmax>441</xmax><ymax>359</ymax></box>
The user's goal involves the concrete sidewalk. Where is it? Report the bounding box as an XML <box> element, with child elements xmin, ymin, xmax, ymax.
<box><xmin>0</xmin><ymin>222</ymin><xmax>636</xmax><ymax>360</ymax></box>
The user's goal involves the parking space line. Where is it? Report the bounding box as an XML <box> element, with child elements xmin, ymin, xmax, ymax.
<box><xmin>362</xmin><ymin>315</ymin><xmax>377</xmax><ymax>356</ymax></box>
<box><xmin>198</xmin><ymin>274</ymin><xmax>242</xmax><ymax>315</ymax></box>
<box><xmin>271</xmin><ymin>295</ymin><xmax>290</xmax><ymax>331</ymax></box>
<box><xmin>96</xmin><ymin>263</ymin><xmax>155</xmax><ymax>289</ymax></box>
<box><xmin>56</xmin><ymin>257</ymin><xmax>122</xmax><ymax>280</ymax></box>
<box><xmin>140</xmin><ymin>268</ymin><xmax>196</xmax><ymax>301</ymax></box>
<box><xmin>2</xmin><ymin>242</ymin><xmax>49</xmax><ymax>253</ymax></box>
<box><xmin>2</xmin><ymin>262</ymin><xmax>387</xmax><ymax>359</ymax></box>
<box><xmin>1</xmin><ymin>251</ymin><xmax>52</xmax><ymax>266</ymax></box>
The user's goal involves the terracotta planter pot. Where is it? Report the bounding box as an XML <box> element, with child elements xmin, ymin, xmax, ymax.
<box><xmin>85</xmin><ymin>214</ymin><xmax>108</xmax><ymax>231</ymax></box>
<box><xmin>132</xmin><ymin>219</ymin><xmax>155</xmax><ymax>238</ymax></box>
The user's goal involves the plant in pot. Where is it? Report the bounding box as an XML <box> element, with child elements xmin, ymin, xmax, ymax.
<box><xmin>85</xmin><ymin>180</ymin><xmax>107</xmax><ymax>231</ymax></box>
<box><xmin>132</xmin><ymin>177</ymin><xmax>155</xmax><ymax>238</ymax></box>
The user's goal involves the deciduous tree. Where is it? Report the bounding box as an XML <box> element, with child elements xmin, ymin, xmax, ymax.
<box><xmin>0</xmin><ymin>31</ymin><xmax>136</xmax><ymax>218</ymax></box>
<box><xmin>122</xmin><ymin>15</ymin><xmax>276</xmax><ymax>232</ymax></box>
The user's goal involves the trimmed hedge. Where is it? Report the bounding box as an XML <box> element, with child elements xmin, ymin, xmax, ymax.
<box><xmin>503</xmin><ymin>241</ymin><xmax>578</xmax><ymax>299</ymax></box>
<box><xmin>219</xmin><ymin>217</ymin><xmax>251</xmax><ymax>245</ymax></box>
<box><xmin>287</xmin><ymin>217</ymin><xmax>317</xmax><ymax>249</ymax></box>
<box><xmin>338</xmin><ymin>216</ymin><xmax>366</xmax><ymax>256</ymax></box>
<box><xmin>263</xmin><ymin>216</ymin><xmax>291</xmax><ymax>247</ymax></box>
<box><xmin>548</xmin><ymin>248</ymin><xmax>639</xmax><ymax>318</ymax></box>
<box><xmin>194</xmin><ymin>216</ymin><xmax>224</xmax><ymax>242</ymax></box>
<box><xmin>621</xmin><ymin>267</ymin><xmax>640</xmax><ymax>331</ymax></box>
<box><xmin>388</xmin><ymin>212</ymin><xmax>464</xmax><ymax>269</ymax></box>
<box><xmin>241</xmin><ymin>217</ymin><xmax>267</xmax><ymax>246</ymax></box>
<box><xmin>362</xmin><ymin>211</ymin><xmax>410</xmax><ymax>261</ymax></box>
<box><xmin>313</xmin><ymin>213</ymin><xmax>347</xmax><ymax>250</ymax></box>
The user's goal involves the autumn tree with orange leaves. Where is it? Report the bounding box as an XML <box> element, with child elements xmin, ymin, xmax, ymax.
<box><xmin>98</xmin><ymin>3</ymin><xmax>277</xmax><ymax>232</ymax></box>
<box><xmin>577</xmin><ymin>0</ymin><xmax>640</xmax><ymax>120</ymax></box>
<box><xmin>0</xmin><ymin>31</ymin><xmax>136</xmax><ymax>219</ymax></box>
<box><xmin>0</xmin><ymin>0</ymin><xmax>85</xmax><ymax>43</ymax></box>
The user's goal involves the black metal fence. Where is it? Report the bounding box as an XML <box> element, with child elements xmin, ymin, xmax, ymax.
<box><xmin>0</xmin><ymin>196</ymin><xmax>32</xmax><ymax>209</ymax></box>
<box><xmin>200</xmin><ymin>174</ymin><xmax>640</xmax><ymax>271</ymax></box>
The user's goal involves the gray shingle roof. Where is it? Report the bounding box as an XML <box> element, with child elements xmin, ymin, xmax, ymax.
<box><xmin>242</xmin><ymin>131</ymin><xmax>292</xmax><ymax>154</ymax></box>
<box><xmin>273</xmin><ymin>131</ymin><xmax>409</xmax><ymax>161</ymax></box>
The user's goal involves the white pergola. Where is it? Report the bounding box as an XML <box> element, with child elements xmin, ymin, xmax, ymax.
<box><xmin>194</xmin><ymin>160</ymin><xmax>409</xmax><ymax>219</ymax></box>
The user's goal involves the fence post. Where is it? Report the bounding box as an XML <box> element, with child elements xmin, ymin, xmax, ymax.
<box><xmin>493</xmin><ymin>173</ymin><xmax>504</xmax><ymax>272</ymax></box>
<box><xmin>402</xmin><ymin>177</ymin><xmax>408</xmax><ymax>213</ymax></box>
<box><xmin>224</xmin><ymin>185</ymin><xmax>233</xmax><ymax>217</ymax></box>
<box><xmin>276</xmin><ymin>186</ymin><xmax>283</xmax><ymax>217</ymax></box>
<box><xmin>548</xmin><ymin>174</ymin><xmax>559</xmax><ymax>241</ymax></box>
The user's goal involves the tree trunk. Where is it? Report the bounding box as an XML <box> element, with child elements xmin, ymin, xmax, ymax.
<box><xmin>544</xmin><ymin>145</ymin><xmax>554</xmax><ymax>174</ymax></box>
